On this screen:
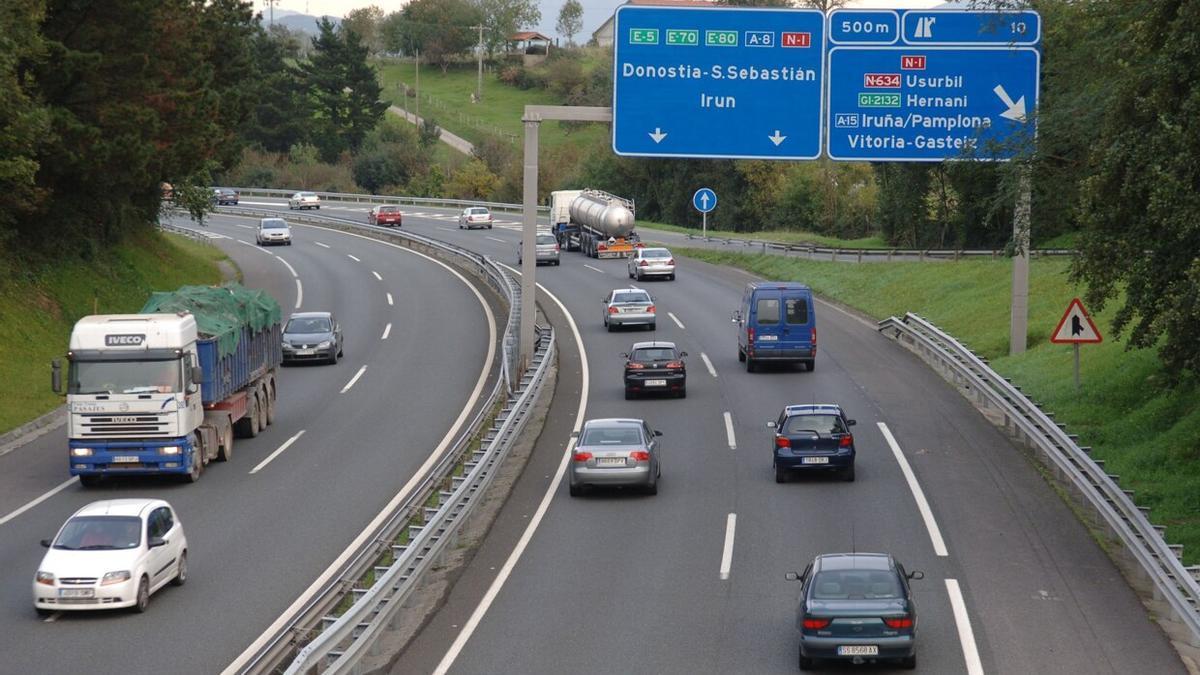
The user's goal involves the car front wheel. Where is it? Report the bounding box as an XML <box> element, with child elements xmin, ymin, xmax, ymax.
<box><xmin>133</xmin><ymin>576</ymin><xmax>150</xmax><ymax>613</ymax></box>
<box><xmin>171</xmin><ymin>551</ymin><xmax>188</xmax><ymax>586</ymax></box>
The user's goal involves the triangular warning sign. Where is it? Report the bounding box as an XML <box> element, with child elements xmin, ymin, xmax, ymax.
<box><xmin>1051</xmin><ymin>298</ymin><xmax>1102</xmax><ymax>344</ymax></box>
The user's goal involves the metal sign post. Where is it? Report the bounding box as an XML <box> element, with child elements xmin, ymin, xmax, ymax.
<box><xmin>1050</xmin><ymin>297</ymin><xmax>1103</xmax><ymax>392</ymax></box>
<box><xmin>693</xmin><ymin>188</ymin><xmax>717</xmax><ymax>238</ymax></box>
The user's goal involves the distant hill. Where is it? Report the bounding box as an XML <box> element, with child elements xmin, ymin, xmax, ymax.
<box><xmin>263</xmin><ymin>9</ymin><xmax>340</xmax><ymax>35</ymax></box>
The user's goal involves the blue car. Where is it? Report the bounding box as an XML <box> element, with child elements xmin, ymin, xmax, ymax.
<box><xmin>768</xmin><ymin>404</ymin><xmax>856</xmax><ymax>482</ymax></box>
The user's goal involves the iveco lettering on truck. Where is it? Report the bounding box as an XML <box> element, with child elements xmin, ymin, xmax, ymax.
<box><xmin>53</xmin><ymin>284</ymin><xmax>283</xmax><ymax>485</ymax></box>
<box><xmin>549</xmin><ymin>188</ymin><xmax>641</xmax><ymax>258</ymax></box>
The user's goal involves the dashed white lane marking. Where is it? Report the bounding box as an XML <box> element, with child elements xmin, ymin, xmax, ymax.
<box><xmin>381</xmin><ymin>323</ymin><xmax>392</xmax><ymax>340</ymax></box>
<box><xmin>486</xmin><ymin>236</ymin><xmax>506</xmax><ymax>243</ymax></box>
<box><xmin>719</xmin><ymin>513</ymin><xmax>737</xmax><ymax>580</ymax></box>
<box><xmin>340</xmin><ymin>366</ymin><xmax>367</xmax><ymax>393</ymax></box>
<box><xmin>234</xmin><ymin>223</ymin><xmax>254</xmax><ymax>230</ymax></box>
<box><xmin>724</xmin><ymin>412</ymin><xmax>737</xmax><ymax>450</ymax></box>
<box><xmin>387</xmin><ymin>293</ymin><xmax>394</xmax><ymax>306</ymax></box>
<box><xmin>701</xmin><ymin>352</ymin><xmax>718</xmax><ymax>378</ymax></box>
<box><xmin>347</xmin><ymin>254</ymin><xmax>361</xmax><ymax>262</ymax></box>
<box><xmin>437</xmin><ymin>227</ymin><xmax>455</xmax><ymax>231</ymax></box>
<box><xmin>946</xmin><ymin>579</ymin><xmax>985</xmax><ymax>675</ymax></box>
<box><xmin>314</xmin><ymin>241</ymin><xmax>331</xmax><ymax>249</ymax></box>
<box><xmin>878</xmin><ymin>422</ymin><xmax>948</xmax><ymax>557</ymax></box>
<box><xmin>372</xmin><ymin>270</ymin><xmax>382</xmax><ymax>281</ymax></box>
<box><xmin>0</xmin><ymin>477</ymin><xmax>78</xmax><ymax>526</ymax></box>
<box><xmin>249</xmin><ymin>430</ymin><xmax>306</xmax><ymax>475</ymax></box>
<box><xmin>583</xmin><ymin>264</ymin><xmax>605</xmax><ymax>274</ymax></box>
<box><xmin>294</xmin><ymin>279</ymin><xmax>302</xmax><ymax>309</ymax></box>
<box><xmin>668</xmin><ymin>312</ymin><xmax>686</xmax><ymax>329</ymax></box>
<box><xmin>274</xmin><ymin>255</ymin><xmax>298</xmax><ymax>278</ymax></box>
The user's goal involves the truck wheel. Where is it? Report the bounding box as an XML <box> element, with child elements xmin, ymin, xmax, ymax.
<box><xmin>256</xmin><ymin>390</ymin><xmax>268</xmax><ymax>431</ymax></box>
<box><xmin>184</xmin><ymin>451</ymin><xmax>203</xmax><ymax>483</ymax></box>
<box><xmin>266</xmin><ymin>383</ymin><xmax>277</xmax><ymax>425</ymax></box>
<box><xmin>78</xmin><ymin>474</ymin><xmax>102</xmax><ymax>488</ymax></box>
<box><xmin>746</xmin><ymin>357</ymin><xmax>756</xmax><ymax>373</ymax></box>
<box><xmin>217</xmin><ymin>423</ymin><xmax>233</xmax><ymax>461</ymax></box>
<box><xmin>235</xmin><ymin>398</ymin><xmax>260</xmax><ymax>438</ymax></box>
<box><xmin>738</xmin><ymin>347</ymin><xmax>746</xmax><ymax>362</ymax></box>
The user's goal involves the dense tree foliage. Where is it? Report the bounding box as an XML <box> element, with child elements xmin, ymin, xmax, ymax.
<box><xmin>475</xmin><ymin>0</ymin><xmax>541</xmax><ymax>56</ymax></box>
<box><xmin>385</xmin><ymin>0</ymin><xmax>481</xmax><ymax>70</ymax></box>
<box><xmin>300</xmin><ymin>19</ymin><xmax>389</xmax><ymax>163</ymax></box>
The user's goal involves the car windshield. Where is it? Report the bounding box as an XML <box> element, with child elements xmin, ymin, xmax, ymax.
<box><xmin>613</xmin><ymin>292</ymin><xmax>650</xmax><ymax>304</ymax></box>
<box><xmin>285</xmin><ymin>317</ymin><xmax>331</xmax><ymax>333</ymax></box>
<box><xmin>811</xmin><ymin>569</ymin><xmax>902</xmax><ymax>600</ymax></box>
<box><xmin>580</xmin><ymin>426</ymin><xmax>644</xmax><ymax>446</ymax></box>
<box><xmin>69</xmin><ymin>359</ymin><xmax>181</xmax><ymax>395</ymax></box>
<box><xmin>783</xmin><ymin>414</ymin><xmax>845</xmax><ymax>435</ymax></box>
<box><xmin>379</xmin><ymin>206</ymin><xmax>397</xmax><ymax>213</ymax></box>
<box><xmin>632</xmin><ymin>348</ymin><xmax>677</xmax><ymax>362</ymax></box>
<box><xmin>642</xmin><ymin>249</ymin><xmax>671</xmax><ymax>258</ymax></box>
<box><xmin>54</xmin><ymin>516</ymin><xmax>142</xmax><ymax>550</ymax></box>
<box><xmin>262</xmin><ymin>220</ymin><xmax>287</xmax><ymax>230</ymax></box>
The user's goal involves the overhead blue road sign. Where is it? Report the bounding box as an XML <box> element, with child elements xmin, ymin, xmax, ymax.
<box><xmin>693</xmin><ymin>188</ymin><xmax>717</xmax><ymax>213</ymax></box>
<box><xmin>826</xmin><ymin>9</ymin><xmax>1040</xmax><ymax>162</ymax></box>
<box><xmin>612</xmin><ymin>6</ymin><xmax>825</xmax><ymax>160</ymax></box>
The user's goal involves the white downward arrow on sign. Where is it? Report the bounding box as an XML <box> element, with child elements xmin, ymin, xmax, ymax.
<box><xmin>993</xmin><ymin>85</ymin><xmax>1027</xmax><ymax>122</ymax></box>
<box><xmin>768</xmin><ymin>130</ymin><xmax>787</xmax><ymax>146</ymax></box>
<box><xmin>648</xmin><ymin>127</ymin><xmax>667</xmax><ymax>143</ymax></box>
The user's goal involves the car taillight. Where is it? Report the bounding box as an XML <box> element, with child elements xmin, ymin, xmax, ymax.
<box><xmin>665</xmin><ymin>361</ymin><xmax>683</xmax><ymax>369</ymax></box>
<box><xmin>802</xmin><ymin>617</ymin><xmax>830</xmax><ymax>630</ymax></box>
<box><xmin>630</xmin><ymin>451</ymin><xmax>651</xmax><ymax>461</ymax></box>
<box><xmin>626</xmin><ymin>362</ymin><xmax>645</xmax><ymax>370</ymax></box>
<box><xmin>839</xmin><ymin>434</ymin><xmax>853</xmax><ymax>447</ymax></box>
<box><xmin>647</xmin><ymin>305</ymin><xmax>656</xmax><ymax>313</ymax></box>
<box><xmin>775</xmin><ymin>436</ymin><xmax>790</xmax><ymax>449</ymax></box>
<box><xmin>667</xmin><ymin>258</ymin><xmax>675</xmax><ymax>265</ymax></box>
<box><xmin>748</xmin><ymin>327</ymin><xmax>755</xmax><ymax>342</ymax></box>
<box><xmin>608</xmin><ymin>306</ymin><xmax>619</xmax><ymax>314</ymax></box>
<box><xmin>572</xmin><ymin>451</ymin><xmax>592</xmax><ymax>462</ymax></box>
<box><xmin>811</xmin><ymin>327</ymin><xmax>817</xmax><ymax>347</ymax></box>
<box><xmin>639</xmin><ymin>260</ymin><xmax>649</xmax><ymax>266</ymax></box>
<box><xmin>555</xmin><ymin>243</ymin><xmax>560</xmax><ymax>251</ymax></box>
<box><xmin>884</xmin><ymin>615</ymin><xmax>914</xmax><ymax>629</ymax></box>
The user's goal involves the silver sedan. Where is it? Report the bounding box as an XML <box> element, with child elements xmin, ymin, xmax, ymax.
<box><xmin>628</xmin><ymin>247</ymin><xmax>676</xmax><ymax>281</ymax></box>
<box><xmin>568</xmin><ymin>418</ymin><xmax>662</xmax><ymax>496</ymax></box>
<box><xmin>603</xmin><ymin>288</ymin><xmax>656</xmax><ymax>331</ymax></box>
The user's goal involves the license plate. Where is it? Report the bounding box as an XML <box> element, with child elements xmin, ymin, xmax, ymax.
<box><xmin>758</xmin><ymin>335</ymin><xmax>778</xmax><ymax>341</ymax></box>
<box><xmin>597</xmin><ymin>457</ymin><xmax>626</xmax><ymax>466</ymax></box>
<box><xmin>111</xmin><ymin>455</ymin><xmax>139</xmax><ymax>463</ymax></box>
<box><xmin>645</xmin><ymin>379</ymin><xmax>667</xmax><ymax>387</ymax></box>
<box><xmin>296</xmin><ymin>349</ymin><xmax>315</xmax><ymax>355</ymax></box>
<box><xmin>59</xmin><ymin>589</ymin><xmax>95</xmax><ymax>598</ymax></box>
<box><xmin>801</xmin><ymin>456</ymin><xmax>829</xmax><ymax>464</ymax></box>
<box><xmin>837</xmin><ymin>645</ymin><xmax>879</xmax><ymax>656</ymax></box>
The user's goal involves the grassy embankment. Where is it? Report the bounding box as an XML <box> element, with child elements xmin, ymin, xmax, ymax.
<box><xmin>675</xmin><ymin>248</ymin><xmax>1200</xmax><ymax>564</ymax></box>
<box><xmin>0</xmin><ymin>231</ymin><xmax>232</xmax><ymax>435</ymax></box>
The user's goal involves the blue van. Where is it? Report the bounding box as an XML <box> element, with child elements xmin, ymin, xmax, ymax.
<box><xmin>734</xmin><ymin>282</ymin><xmax>816</xmax><ymax>372</ymax></box>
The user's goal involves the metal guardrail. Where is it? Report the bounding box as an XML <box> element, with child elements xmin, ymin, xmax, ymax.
<box><xmin>194</xmin><ymin>207</ymin><xmax>554</xmax><ymax>672</ymax></box>
<box><xmin>680</xmin><ymin>233</ymin><xmax>1075</xmax><ymax>260</ymax></box>
<box><xmin>158</xmin><ymin>218</ymin><xmax>220</xmax><ymax>245</ymax></box>
<box><xmin>222</xmin><ymin>186</ymin><xmax>549</xmax><ymax>217</ymax></box>
<box><xmin>879</xmin><ymin>313</ymin><xmax>1200</xmax><ymax>645</ymax></box>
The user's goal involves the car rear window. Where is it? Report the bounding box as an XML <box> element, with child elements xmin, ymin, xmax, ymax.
<box><xmin>811</xmin><ymin>570</ymin><xmax>902</xmax><ymax>599</ymax></box>
<box><xmin>756</xmin><ymin>297</ymin><xmax>780</xmax><ymax>324</ymax></box>
<box><xmin>469</xmin><ymin>208</ymin><xmax>489</xmax><ymax>215</ymax></box>
<box><xmin>536</xmin><ymin>234</ymin><xmax>556</xmax><ymax>245</ymax></box>
<box><xmin>642</xmin><ymin>249</ymin><xmax>671</xmax><ymax>258</ymax></box>
<box><xmin>785</xmin><ymin>296</ymin><xmax>809</xmax><ymax>324</ymax></box>
<box><xmin>379</xmin><ymin>206</ymin><xmax>398</xmax><ymax>213</ymax></box>
<box><xmin>581</xmin><ymin>426</ymin><xmax>644</xmax><ymax>445</ymax></box>
<box><xmin>632</xmin><ymin>348</ymin><xmax>676</xmax><ymax>361</ymax></box>
<box><xmin>614</xmin><ymin>292</ymin><xmax>650</xmax><ymax>304</ymax></box>
<box><xmin>784</xmin><ymin>414</ymin><xmax>845</xmax><ymax>435</ymax></box>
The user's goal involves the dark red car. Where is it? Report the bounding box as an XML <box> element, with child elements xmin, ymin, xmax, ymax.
<box><xmin>368</xmin><ymin>205</ymin><xmax>403</xmax><ymax>227</ymax></box>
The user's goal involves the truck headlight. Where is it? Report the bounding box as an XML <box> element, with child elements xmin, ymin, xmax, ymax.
<box><xmin>159</xmin><ymin>445</ymin><xmax>182</xmax><ymax>455</ymax></box>
<box><xmin>36</xmin><ymin>571</ymin><xmax>55</xmax><ymax>586</ymax></box>
<box><xmin>71</xmin><ymin>447</ymin><xmax>93</xmax><ymax>457</ymax></box>
<box><xmin>101</xmin><ymin>570</ymin><xmax>131</xmax><ymax>586</ymax></box>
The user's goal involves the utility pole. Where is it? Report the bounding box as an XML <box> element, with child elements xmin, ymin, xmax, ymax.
<box><xmin>415</xmin><ymin>48</ymin><xmax>420</xmax><ymax>122</ymax></box>
<box><xmin>265</xmin><ymin>0</ymin><xmax>277</xmax><ymax>26</ymax></box>
<box><xmin>472</xmin><ymin>25</ymin><xmax>485</xmax><ymax>103</ymax></box>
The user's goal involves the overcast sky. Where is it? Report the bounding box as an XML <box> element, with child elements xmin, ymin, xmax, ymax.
<box><xmin>269</xmin><ymin>0</ymin><xmax>946</xmax><ymax>43</ymax></box>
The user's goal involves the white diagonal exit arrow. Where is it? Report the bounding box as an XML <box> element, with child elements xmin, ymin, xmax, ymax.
<box><xmin>648</xmin><ymin>127</ymin><xmax>667</xmax><ymax>143</ymax></box>
<box><xmin>768</xmin><ymin>130</ymin><xmax>786</xmax><ymax>146</ymax></box>
<box><xmin>993</xmin><ymin>85</ymin><xmax>1027</xmax><ymax>122</ymax></box>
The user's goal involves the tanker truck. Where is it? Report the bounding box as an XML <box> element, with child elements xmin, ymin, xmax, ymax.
<box><xmin>549</xmin><ymin>189</ymin><xmax>640</xmax><ymax>258</ymax></box>
<box><xmin>53</xmin><ymin>284</ymin><xmax>282</xmax><ymax>486</ymax></box>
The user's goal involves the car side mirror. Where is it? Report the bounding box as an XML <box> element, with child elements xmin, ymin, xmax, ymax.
<box><xmin>653</xmin><ymin>430</ymin><xmax>663</xmax><ymax>437</ymax></box>
<box><xmin>51</xmin><ymin>359</ymin><xmax>63</xmax><ymax>395</ymax></box>
<box><xmin>148</xmin><ymin>537</ymin><xmax>167</xmax><ymax>549</ymax></box>
<box><xmin>785</xmin><ymin>571</ymin><xmax>800</xmax><ymax>581</ymax></box>
<box><xmin>766</xmin><ymin>421</ymin><xmax>777</xmax><ymax>429</ymax></box>
<box><xmin>679</xmin><ymin>351</ymin><xmax>688</xmax><ymax>357</ymax></box>
<box><xmin>907</xmin><ymin>570</ymin><xmax>925</xmax><ymax>581</ymax></box>
<box><xmin>41</xmin><ymin>539</ymin><xmax>52</xmax><ymax>548</ymax></box>
<box><xmin>570</xmin><ymin>430</ymin><xmax>580</xmax><ymax>439</ymax></box>
<box><xmin>621</xmin><ymin>353</ymin><xmax>629</xmax><ymax>359</ymax></box>
<box><xmin>847</xmin><ymin>419</ymin><xmax>856</xmax><ymax>426</ymax></box>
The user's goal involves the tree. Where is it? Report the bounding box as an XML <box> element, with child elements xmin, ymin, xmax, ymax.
<box><xmin>390</xmin><ymin>0</ymin><xmax>481</xmax><ymax>72</ymax></box>
<box><xmin>342</xmin><ymin>5</ymin><xmax>386</xmax><ymax>56</ymax></box>
<box><xmin>447</xmin><ymin>159</ymin><xmax>499</xmax><ymax>199</ymax></box>
<box><xmin>243</xmin><ymin>28</ymin><xmax>312</xmax><ymax>153</ymax></box>
<box><xmin>300</xmin><ymin>18</ymin><xmax>389</xmax><ymax>163</ymax></box>
<box><xmin>556</xmin><ymin>0</ymin><xmax>583</xmax><ymax>45</ymax></box>
<box><xmin>0</xmin><ymin>0</ymin><xmax>50</xmax><ymax>252</ymax></box>
<box><xmin>475</xmin><ymin>0</ymin><xmax>541</xmax><ymax>56</ymax></box>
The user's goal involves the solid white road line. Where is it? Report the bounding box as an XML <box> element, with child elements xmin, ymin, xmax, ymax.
<box><xmin>724</xmin><ymin>412</ymin><xmax>737</xmax><ymax>449</ymax></box>
<box><xmin>433</xmin><ymin>264</ymin><xmax>588</xmax><ymax>675</ymax></box>
<box><xmin>386</xmin><ymin>292</ymin><xmax>394</xmax><ymax>306</ymax></box>
<box><xmin>237</xmin><ymin>239</ymin><xmax>254</xmax><ymax>246</ymax></box>
<box><xmin>946</xmin><ymin>579</ymin><xmax>985</xmax><ymax>675</ymax></box>
<box><xmin>583</xmin><ymin>264</ymin><xmax>605</xmax><ymax>274</ymax></box>
<box><xmin>274</xmin><ymin>255</ymin><xmax>298</xmax><ymax>278</ymax></box>
<box><xmin>878</xmin><ymin>422</ymin><xmax>949</xmax><ymax>557</ymax></box>
<box><xmin>340</xmin><ymin>366</ymin><xmax>367</xmax><ymax>393</ymax></box>
<box><xmin>347</xmin><ymin>254</ymin><xmax>361</xmax><ymax>262</ymax></box>
<box><xmin>248</xmin><ymin>430</ymin><xmax>306</xmax><ymax>475</ymax></box>
<box><xmin>485</xmin><ymin>236</ymin><xmax>506</xmax><ymax>243</ymax></box>
<box><xmin>437</xmin><ymin>226</ymin><xmax>455</xmax><ymax>231</ymax></box>
<box><xmin>0</xmin><ymin>477</ymin><xmax>78</xmax><ymax>526</ymax></box>
<box><xmin>223</xmin><ymin>226</ymin><xmax>498</xmax><ymax>675</ymax></box>
<box><xmin>381</xmin><ymin>323</ymin><xmax>392</xmax><ymax>340</ymax></box>
<box><xmin>294</xmin><ymin>279</ymin><xmax>302</xmax><ymax>310</ymax></box>
<box><xmin>314</xmin><ymin>241</ymin><xmax>331</xmax><ymax>249</ymax></box>
<box><xmin>701</xmin><ymin>352</ymin><xmax>718</xmax><ymax>378</ymax></box>
<box><xmin>719</xmin><ymin>513</ymin><xmax>737</xmax><ymax>580</ymax></box>
<box><xmin>668</xmin><ymin>312</ymin><xmax>686</xmax><ymax>329</ymax></box>
<box><xmin>372</xmin><ymin>270</ymin><xmax>382</xmax><ymax>281</ymax></box>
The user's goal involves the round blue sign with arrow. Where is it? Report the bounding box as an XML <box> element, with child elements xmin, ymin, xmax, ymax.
<box><xmin>693</xmin><ymin>187</ymin><xmax>717</xmax><ymax>213</ymax></box>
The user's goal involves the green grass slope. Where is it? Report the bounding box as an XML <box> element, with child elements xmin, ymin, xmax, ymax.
<box><xmin>0</xmin><ymin>231</ymin><xmax>232</xmax><ymax>435</ymax></box>
<box><xmin>676</xmin><ymin>248</ymin><xmax>1200</xmax><ymax>564</ymax></box>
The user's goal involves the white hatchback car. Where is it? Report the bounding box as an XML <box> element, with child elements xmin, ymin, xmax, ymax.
<box><xmin>628</xmin><ymin>247</ymin><xmax>676</xmax><ymax>281</ymax></box>
<box><xmin>34</xmin><ymin>499</ymin><xmax>188</xmax><ymax>615</ymax></box>
<box><xmin>288</xmin><ymin>191</ymin><xmax>321</xmax><ymax>210</ymax></box>
<box><xmin>257</xmin><ymin>217</ymin><xmax>292</xmax><ymax>246</ymax></box>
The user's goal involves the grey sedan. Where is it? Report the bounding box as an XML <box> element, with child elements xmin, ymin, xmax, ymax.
<box><xmin>518</xmin><ymin>232</ymin><xmax>560</xmax><ymax>266</ymax></box>
<box><xmin>282</xmin><ymin>312</ymin><xmax>343</xmax><ymax>365</ymax></box>
<box><xmin>603</xmin><ymin>288</ymin><xmax>656</xmax><ymax>331</ymax></box>
<box><xmin>568</xmin><ymin>418</ymin><xmax>662</xmax><ymax>496</ymax></box>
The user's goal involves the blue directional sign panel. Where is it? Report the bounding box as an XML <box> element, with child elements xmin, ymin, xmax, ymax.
<box><xmin>612</xmin><ymin>6</ymin><xmax>825</xmax><ymax>160</ymax></box>
<box><xmin>693</xmin><ymin>187</ymin><xmax>717</xmax><ymax>213</ymax></box>
<box><xmin>826</xmin><ymin>9</ymin><xmax>1040</xmax><ymax>162</ymax></box>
